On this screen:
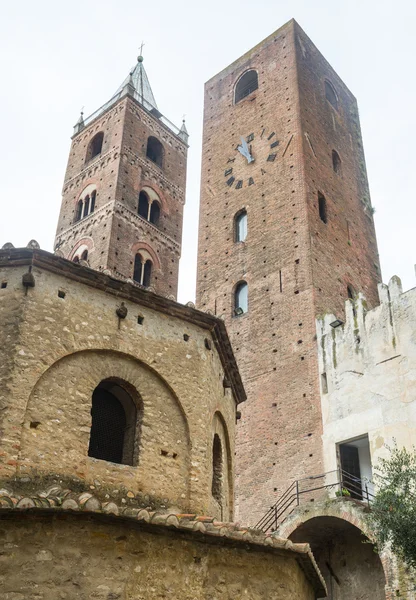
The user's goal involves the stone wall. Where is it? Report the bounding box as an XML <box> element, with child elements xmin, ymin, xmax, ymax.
<box><xmin>0</xmin><ymin>249</ymin><xmax>245</xmax><ymax>520</ymax></box>
<box><xmin>0</xmin><ymin>507</ymin><xmax>325</xmax><ymax>600</ymax></box>
<box><xmin>316</xmin><ymin>276</ymin><xmax>416</xmax><ymax>476</ymax></box>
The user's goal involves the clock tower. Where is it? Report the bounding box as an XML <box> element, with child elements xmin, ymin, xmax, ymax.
<box><xmin>196</xmin><ymin>20</ymin><xmax>381</xmax><ymax>525</ymax></box>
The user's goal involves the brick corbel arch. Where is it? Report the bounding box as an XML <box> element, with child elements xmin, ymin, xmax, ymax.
<box><xmin>68</xmin><ymin>237</ymin><xmax>94</xmax><ymax>261</ymax></box>
<box><xmin>131</xmin><ymin>241</ymin><xmax>161</xmax><ymax>270</ymax></box>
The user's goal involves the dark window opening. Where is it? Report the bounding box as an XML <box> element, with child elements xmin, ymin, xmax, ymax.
<box><xmin>332</xmin><ymin>150</ymin><xmax>341</xmax><ymax>174</ymax></box>
<box><xmin>138</xmin><ymin>191</ymin><xmax>149</xmax><ymax>219</ymax></box>
<box><xmin>86</xmin><ymin>132</ymin><xmax>104</xmax><ymax>162</ymax></box>
<box><xmin>146</xmin><ymin>136</ymin><xmax>164</xmax><ymax>167</ymax></box>
<box><xmin>143</xmin><ymin>260</ymin><xmax>152</xmax><ymax>287</ymax></box>
<box><xmin>1</xmin><ymin>282</ymin><xmax>7</xmax><ymax>289</ymax></box>
<box><xmin>133</xmin><ymin>254</ymin><xmax>152</xmax><ymax>287</ymax></box>
<box><xmin>81</xmin><ymin>249</ymin><xmax>88</xmax><ymax>261</ymax></box>
<box><xmin>83</xmin><ymin>196</ymin><xmax>90</xmax><ymax>219</ymax></box>
<box><xmin>73</xmin><ymin>256</ymin><xmax>80</xmax><ymax>264</ymax></box>
<box><xmin>90</xmin><ymin>190</ymin><xmax>96</xmax><ymax>213</ymax></box>
<box><xmin>234</xmin><ymin>281</ymin><xmax>248</xmax><ymax>315</ymax></box>
<box><xmin>211</xmin><ymin>433</ymin><xmax>223</xmax><ymax>504</ymax></box>
<box><xmin>325</xmin><ymin>80</ymin><xmax>338</xmax><ymax>110</ymax></box>
<box><xmin>318</xmin><ymin>192</ymin><xmax>327</xmax><ymax>224</ymax></box>
<box><xmin>347</xmin><ymin>285</ymin><xmax>356</xmax><ymax>300</ymax></box>
<box><xmin>149</xmin><ymin>201</ymin><xmax>160</xmax><ymax>225</ymax></box>
<box><xmin>235</xmin><ymin>70</ymin><xmax>258</xmax><ymax>103</ymax></box>
<box><xmin>75</xmin><ymin>200</ymin><xmax>83</xmax><ymax>222</ymax></box>
<box><xmin>235</xmin><ymin>210</ymin><xmax>247</xmax><ymax>242</ymax></box>
<box><xmin>88</xmin><ymin>380</ymin><xmax>137</xmax><ymax>465</ymax></box>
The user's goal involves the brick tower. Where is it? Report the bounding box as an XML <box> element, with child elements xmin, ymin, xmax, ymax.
<box><xmin>196</xmin><ymin>20</ymin><xmax>381</xmax><ymax>525</ymax></box>
<box><xmin>55</xmin><ymin>55</ymin><xmax>189</xmax><ymax>299</ymax></box>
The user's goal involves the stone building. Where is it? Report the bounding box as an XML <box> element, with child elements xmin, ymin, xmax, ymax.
<box><xmin>0</xmin><ymin>49</ymin><xmax>326</xmax><ymax>599</ymax></box>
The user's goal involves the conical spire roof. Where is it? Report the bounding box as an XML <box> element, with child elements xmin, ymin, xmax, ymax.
<box><xmin>116</xmin><ymin>56</ymin><xmax>158</xmax><ymax>109</ymax></box>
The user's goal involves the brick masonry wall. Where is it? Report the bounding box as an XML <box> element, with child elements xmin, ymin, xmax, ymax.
<box><xmin>0</xmin><ymin>259</ymin><xmax>236</xmax><ymax>520</ymax></box>
<box><xmin>0</xmin><ymin>513</ymin><xmax>317</xmax><ymax>600</ymax></box>
<box><xmin>196</xmin><ymin>20</ymin><xmax>381</xmax><ymax>526</ymax></box>
<box><xmin>55</xmin><ymin>95</ymin><xmax>187</xmax><ymax>299</ymax></box>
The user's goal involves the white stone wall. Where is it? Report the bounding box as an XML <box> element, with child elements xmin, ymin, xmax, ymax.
<box><xmin>316</xmin><ymin>276</ymin><xmax>416</xmax><ymax>482</ymax></box>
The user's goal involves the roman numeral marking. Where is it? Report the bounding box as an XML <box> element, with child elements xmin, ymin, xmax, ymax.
<box><xmin>248</xmin><ymin>177</ymin><xmax>255</xmax><ymax>186</ymax></box>
<box><xmin>224</xmin><ymin>168</ymin><xmax>233</xmax><ymax>177</ymax></box>
<box><xmin>246</xmin><ymin>133</ymin><xmax>254</xmax><ymax>142</ymax></box>
<box><xmin>270</xmin><ymin>140</ymin><xmax>279</xmax><ymax>149</ymax></box>
<box><xmin>227</xmin><ymin>157</ymin><xmax>236</xmax><ymax>163</ymax></box>
<box><xmin>260</xmin><ymin>128</ymin><xmax>266</xmax><ymax>139</ymax></box>
<box><xmin>267</xmin><ymin>154</ymin><xmax>277</xmax><ymax>162</ymax></box>
<box><xmin>226</xmin><ymin>176</ymin><xmax>235</xmax><ymax>187</ymax></box>
<box><xmin>267</xmin><ymin>132</ymin><xmax>276</xmax><ymax>140</ymax></box>
<box><xmin>236</xmin><ymin>180</ymin><xmax>243</xmax><ymax>189</ymax></box>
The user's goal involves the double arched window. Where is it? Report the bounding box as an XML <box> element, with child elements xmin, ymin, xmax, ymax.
<box><xmin>325</xmin><ymin>80</ymin><xmax>338</xmax><ymax>111</ymax></box>
<box><xmin>235</xmin><ymin>70</ymin><xmax>258</xmax><ymax>104</ymax></box>
<box><xmin>138</xmin><ymin>190</ymin><xmax>161</xmax><ymax>225</ymax></box>
<box><xmin>146</xmin><ymin>136</ymin><xmax>164</xmax><ymax>168</ymax></box>
<box><xmin>234</xmin><ymin>281</ymin><xmax>248</xmax><ymax>315</ymax></box>
<box><xmin>234</xmin><ymin>210</ymin><xmax>247</xmax><ymax>242</ymax></box>
<box><xmin>86</xmin><ymin>132</ymin><xmax>104</xmax><ymax>163</ymax></box>
<box><xmin>88</xmin><ymin>379</ymin><xmax>138</xmax><ymax>465</ymax></box>
<box><xmin>133</xmin><ymin>253</ymin><xmax>152</xmax><ymax>287</ymax></box>
<box><xmin>75</xmin><ymin>189</ymin><xmax>96</xmax><ymax>222</ymax></box>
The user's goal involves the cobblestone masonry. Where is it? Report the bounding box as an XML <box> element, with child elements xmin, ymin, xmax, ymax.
<box><xmin>0</xmin><ymin>493</ymin><xmax>325</xmax><ymax>599</ymax></box>
<box><xmin>0</xmin><ymin>248</ymin><xmax>245</xmax><ymax>520</ymax></box>
<box><xmin>196</xmin><ymin>19</ymin><xmax>381</xmax><ymax>525</ymax></box>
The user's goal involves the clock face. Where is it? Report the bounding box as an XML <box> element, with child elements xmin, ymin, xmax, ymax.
<box><xmin>223</xmin><ymin>128</ymin><xmax>280</xmax><ymax>190</ymax></box>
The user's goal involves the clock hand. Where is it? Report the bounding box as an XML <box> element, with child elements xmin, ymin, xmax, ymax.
<box><xmin>237</xmin><ymin>136</ymin><xmax>254</xmax><ymax>163</ymax></box>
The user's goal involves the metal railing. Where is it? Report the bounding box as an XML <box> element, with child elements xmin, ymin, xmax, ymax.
<box><xmin>255</xmin><ymin>469</ymin><xmax>375</xmax><ymax>533</ymax></box>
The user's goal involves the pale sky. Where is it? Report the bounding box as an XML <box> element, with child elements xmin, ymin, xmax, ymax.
<box><xmin>1</xmin><ymin>0</ymin><xmax>415</xmax><ymax>304</ymax></box>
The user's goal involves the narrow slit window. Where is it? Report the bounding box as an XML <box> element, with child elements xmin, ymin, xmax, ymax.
<box><xmin>325</xmin><ymin>80</ymin><xmax>338</xmax><ymax>111</ymax></box>
<box><xmin>332</xmin><ymin>150</ymin><xmax>341</xmax><ymax>174</ymax></box>
<box><xmin>149</xmin><ymin>202</ymin><xmax>160</xmax><ymax>225</ymax></box>
<box><xmin>234</xmin><ymin>281</ymin><xmax>248</xmax><ymax>315</ymax></box>
<box><xmin>318</xmin><ymin>192</ymin><xmax>327</xmax><ymax>224</ymax></box>
<box><xmin>75</xmin><ymin>200</ymin><xmax>83</xmax><ymax>222</ymax></box>
<box><xmin>235</xmin><ymin>210</ymin><xmax>247</xmax><ymax>242</ymax></box>
<box><xmin>211</xmin><ymin>434</ymin><xmax>223</xmax><ymax>504</ymax></box>
<box><xmin>235</xmin><ymin>70</ymin><xmax>258</xmax><ymax>103</ymax></box>
<box><xmin>90</xmin><ymin>190</ymin><xmax>96</xmax><ymax>213</ymax></box>
<box><xmin>82</xmin><ymin>196</ymin><xmax>90</xmax><ymax>218</ymax></box>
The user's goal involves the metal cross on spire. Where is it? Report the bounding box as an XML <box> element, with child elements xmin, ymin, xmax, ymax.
<box><xmin>139</xmin><ymin>41</ymin><xmax>145</xmax><ymax>56</ymax></box>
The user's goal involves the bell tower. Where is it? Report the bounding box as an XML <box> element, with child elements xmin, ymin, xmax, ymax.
<box><xmin>55</xmin><ymin>55</ymin><xmax>189</xmax><ymax>299</ymax></box>
<box><xmin>196</xmin><ymin>20</ymin><xmax>381</xmax><ymax>524</ymax></box>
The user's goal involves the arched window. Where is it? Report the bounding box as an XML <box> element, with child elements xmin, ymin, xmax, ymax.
<box><xmin>75</xmin><ymin>200</ymin><xmax>83</xmax><ymax>222</ymax></box>
<box><xmin>318</xmin><ymin>192</ymin><xmax>327</xmax><ymax>224</ymax></box>
<box><xmin>325</xmin><ymin>80</ymin><xmax>338</xmax><ymax>110</ymax></box>
<box><xmin>234</xmin><ymin>281</ymin><xmax>248</xmax><ymax>315</ymax></box>
<box><xmin>146</xmin><ymin>136</ymin><xmax>164</xmax><ymax>168</ymax></box>
<box><xmin>149</xmin><ymin>201</ymin><xmax>160</xmax><ymax>225</ymax></box>
<box><xmin>235</xmin><ymin>210</ymin><xmax>247</xmax><ymax>242</ymax></box>
<box><xmin>138</xmin><ymin>191</ymin><xmax>149</xmax><ymax>219</ymax></box>
<box><xmin>332</xmin><ymin>150</ymin><xmax>341</xmax><ymax>174</ymax></box>
<box><xmin>82</xmin><ymin>195</ymin><xmax>90</xmax><ymax>219</ymax></box>
<box><xmin>211</xmin><ymin>434</ymin><xmax>223</xmax><ymax>505</ymax></box>
<box><xmin>88</xmin><ymin>380</ymin><xmax>137</xmax><ymax>465</ymax></box>
<box><xmin>86</xmin><ymin>132</ymin><xmax>104</xmax><ymax>162</ymax></box>
<box><xmin>133</xmin><ymin>254</ymin><xmax>152</xmax><ymax>287</ymax></box>
<box><xmin>81</xmin><ymin>249</ymin><xmax>88</xmax><ymax>261</ymax></box>
<box><xmin>73</xmin><ymin>256</ymin><xmax>80</xmax><ymax>264</ymax></box>
<box><xmin>90</xmin><ymin>190</ymin><xmax>96</xmax><ymax>213</ymax></box>
<box><xmin>235</xmin><ymin>70</ymin><xmax>259</xmax><ymax>103</ymax></box>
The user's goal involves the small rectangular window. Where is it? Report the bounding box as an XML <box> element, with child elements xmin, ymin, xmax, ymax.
<box><xmin>1</xmin><ymin>282</ymin><xmax>7</xmax><ymax>289</ymax></box>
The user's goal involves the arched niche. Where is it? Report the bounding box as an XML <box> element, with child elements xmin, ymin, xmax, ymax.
<box><xmin>20</xmin><ymin>350</ymin><xmax>191</xmax><ymax>507</ymax></box>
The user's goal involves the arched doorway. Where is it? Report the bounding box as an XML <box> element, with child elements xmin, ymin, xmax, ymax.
<box><xmin>289</xmin><ymin>516</ymin><xmax>386</xmax><ymax>599</ymax></box>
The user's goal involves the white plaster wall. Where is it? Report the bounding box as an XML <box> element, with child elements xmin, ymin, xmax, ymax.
<box><xmin>316</xmin><ymin>276</ymin><xmax>416</xmax><ymax>487</ymax></box>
